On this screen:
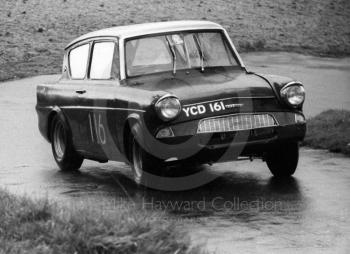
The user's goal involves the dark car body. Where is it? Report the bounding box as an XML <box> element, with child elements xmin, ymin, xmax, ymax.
<box><xmin>36</xmin><ymin>21</ymin><xmax>306</xmax><ymax>176</ymax></box>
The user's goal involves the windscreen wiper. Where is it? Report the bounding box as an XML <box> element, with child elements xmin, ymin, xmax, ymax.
<box><xmin>194</xmin><ymin>34</ymin><xmax>205</xmax><ymax>72</ymax></box>
<box><xmin>166</xmin><ymin>36</ymin><xmax>177</xmax><ymax>76</ymax></box>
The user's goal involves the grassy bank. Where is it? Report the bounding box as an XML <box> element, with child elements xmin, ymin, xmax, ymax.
<box><xmin>303</xmin><ymin>109</ymin><xmax>350</xmax><ymax>156</ymax></box>
<box><xmin>1</xmin><ymin>0</ymin><xmax>350</xmax><ymax>81</ymax></box>
<box><xmin>0</xmin><ymin>189</ymin><xmax>201</xmax><ymax>254</ymax></box>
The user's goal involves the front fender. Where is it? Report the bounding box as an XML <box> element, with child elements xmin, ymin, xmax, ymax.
<box><xmin>252</xmin><ymin>73</ymin><xmax>304</xmax><ymax>110</ymax></box>
<box><xmin>127</xmin><ymin>113</ymin><xmax>144</xmax><ymax>141</ymax></box>
<box><xmin>123</xmin><ymin>112</ymin><xmax>162</xmax><ymax>157</ymax></box>
<box><xmin>253</xmin><ymin>73</ymin><xmax>303</xmax><ymax>98</ymax></box>
<box><xmin>119</xmin><ymin>113</ymin><xmax>145</xmax><ymax>157</ymax></box>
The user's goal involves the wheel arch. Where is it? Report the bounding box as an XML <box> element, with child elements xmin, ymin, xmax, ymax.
<box><xmin>47</xmin><ymin>106</ymin><xmax>69</xmax><ymax>142</ymax></box>
<box><xmin>123</xmin><ymin>113</ymin><xmax>144</xmax><ymax>162</ymax></box>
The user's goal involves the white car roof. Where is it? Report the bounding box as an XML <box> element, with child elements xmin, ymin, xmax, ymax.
<box><xmin>66</xmin><ymin>20</ymin><xmax>224</xmax><ymax>49</ymax></box>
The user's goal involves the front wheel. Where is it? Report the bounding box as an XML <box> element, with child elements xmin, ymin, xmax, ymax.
<box><xmin>266</xmin><ymin>142</ymin><xmax>299</xmax><ymax>178</ymax></box>
<box><xmin>129</xmin><ymin>136</ymin><xmax>163</xmax><ymax>186</ymax></box>
<box><xmin>50</xmin><ymin>115</ymin><xmax>83</xmax><ymax>171</ymax></box>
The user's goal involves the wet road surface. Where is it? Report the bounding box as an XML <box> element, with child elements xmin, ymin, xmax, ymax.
<box><xmin>0</xmin><ymin>53</ymin><xmax>349</xmax><ymax>253</ymax></box>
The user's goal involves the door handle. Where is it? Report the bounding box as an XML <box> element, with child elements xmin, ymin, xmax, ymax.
<box><xmin>75</xmin><ymin>90</ymin><xmax>86</xmax><ymax>94</ymax></box>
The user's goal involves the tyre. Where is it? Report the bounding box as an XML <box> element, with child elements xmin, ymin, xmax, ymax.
<box><xmin>50</xmin><ymin>115</ymin><xmax>83</xmax><ymax>171</ymax></box>
<box><xmin>266</xmin><ymin>141</ymin><xmax>299</xmax><ymax>178</ymax></box>
<box><xmin>129</xmin><ymin>135</ymin><xmax>162</xmax><ymax>186</ymax></box>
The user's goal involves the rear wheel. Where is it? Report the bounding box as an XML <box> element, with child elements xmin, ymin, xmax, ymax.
<box><xmin>129</xmin><ymin>135</ymin><xmax>162</xmax><ymax>186</ymax></box>
<box><xmin>50</xmin><ymin>115</ymin><xmax>83</xmax><ymax>171</ymax></box>
<box><xmin>266</xmin><ymin>142</ymin><xmax>299</xmax><ymax>178</ymax></box>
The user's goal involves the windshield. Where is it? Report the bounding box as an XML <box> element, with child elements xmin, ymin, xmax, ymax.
<box><xmin>125</xmin><ymin>31</ymin><xmax>238</xmax><ymax>77</ymax></box>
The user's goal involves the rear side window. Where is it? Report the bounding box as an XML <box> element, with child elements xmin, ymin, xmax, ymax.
<box><xmin>90</xmin><ymin>42</ymin><xmax>116</xmax><ymax>79</ymax></box>
<box><xmin>69</xmin><ymin>44</ymin><xmax>90</xmax><ymax>79</ymax></box>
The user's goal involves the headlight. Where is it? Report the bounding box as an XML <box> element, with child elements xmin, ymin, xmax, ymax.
<box><xmin>280</xmin><ymin>83</ymin><xmax>305</xmax><ymax>107</ymax></box>
<box><xmin>155</xmin><ymin>95</ymin><xmax>181</xmax><ymax>121</ymax></box>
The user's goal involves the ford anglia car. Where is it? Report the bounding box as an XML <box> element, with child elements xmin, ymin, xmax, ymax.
<box><xmin>36</xmin><ymin>21</ymin><xmax>306</xmax><ymax>186</ymax></box>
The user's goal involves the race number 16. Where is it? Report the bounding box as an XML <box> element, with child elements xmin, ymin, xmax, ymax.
<box><xmin>88</xmin><ymin>113</ymin><xmax>106</xmax><ymax>145</ymax></box>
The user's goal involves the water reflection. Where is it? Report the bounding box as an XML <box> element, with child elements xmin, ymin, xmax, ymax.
<box><xmin>52</xmin><ymin>163</ymin><xmax>306</xmax><ymax>222</ymax></box>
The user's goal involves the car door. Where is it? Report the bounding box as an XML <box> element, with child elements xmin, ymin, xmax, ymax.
<box><xmin>58</xmin><ymin>42</ymin><xmax>91</xmax><ymax>150</ymax></box>
<box><xmin>74</xmin><ymin>39</ymin><xmax>124</xmax><ymax>161</ymax></box>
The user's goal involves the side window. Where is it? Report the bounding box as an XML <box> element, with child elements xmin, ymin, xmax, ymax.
<box><xmin>90</xmin><ymin>41</ymin><xmax>117</xmax><ymax>80</ymax></box>
<box><xmin>69</xmin><ymin>44</ymin><xmax>90</xmax><ymax>79</ymax></box>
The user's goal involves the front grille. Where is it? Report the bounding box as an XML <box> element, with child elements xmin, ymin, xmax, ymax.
<box><xmin>197</xmin><ymin>114</ymin><xmax>277</xmax><ymax>134</ymax></box>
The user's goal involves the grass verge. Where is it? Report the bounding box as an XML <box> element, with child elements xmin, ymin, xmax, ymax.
<box><xmin>303</xmin><ymin>109</ymin><xmax>350</xmax><ymax>156</ymax></box>
<box><xmin>0</xmin><ymin>189</ymin><xmax>202</xmax><ymax>254</ymax></box>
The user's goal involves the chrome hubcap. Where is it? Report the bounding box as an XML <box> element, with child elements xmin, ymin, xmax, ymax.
<box><xmin>53</xmin><ymin>121</ymin><xmax>66</xmax><ymax>161</ymax></box>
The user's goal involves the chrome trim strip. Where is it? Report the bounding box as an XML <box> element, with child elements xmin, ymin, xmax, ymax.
<box><xmin>183</xmin><ymin>96</ymin><xmax>275</xmax><ymax>107</ymax></box>
<box><xmin>284</xmin><ymin>81</ymin><xmax>303</xmax><ymax>89</ymax></box>
<box><xmin>54</xmin><ymin>106</ymin><xmax>145</xmax><ymax>112</ymax></box>
<box><xmin>156</xmin><ymin>94</ymin><xmax>179</xmax><ymax>103</ymax></box>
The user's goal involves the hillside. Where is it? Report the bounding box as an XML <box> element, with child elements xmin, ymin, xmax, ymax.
<box><xmin>1</xmin><ymin>0</ymin><xmax>349</xmax><ymax>81</ymax></box>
